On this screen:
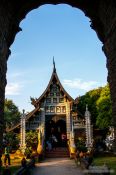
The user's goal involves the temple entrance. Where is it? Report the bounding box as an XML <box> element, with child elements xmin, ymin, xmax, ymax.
<box><xmin>45</xmin><ymin>116</ymin><xmax>67</xmax><ymax>147</ymax></box>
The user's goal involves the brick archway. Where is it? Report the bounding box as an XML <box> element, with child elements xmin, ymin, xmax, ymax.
<box><xmin>0</xmin><ymin>1</ymin><xmax>116</xmax><ymax>154</ymax></box>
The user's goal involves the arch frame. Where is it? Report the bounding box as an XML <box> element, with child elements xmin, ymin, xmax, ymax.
<box><xmin>0</xmin><ymin>1</ymin><xmax>116</xmax><ymax>158</ymax></box>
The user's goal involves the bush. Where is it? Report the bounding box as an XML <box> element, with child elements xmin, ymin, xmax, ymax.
<box><xmin>75</xmin><ymin>137</ymin><xmax>87</xmax><ymax>152</ymax></box>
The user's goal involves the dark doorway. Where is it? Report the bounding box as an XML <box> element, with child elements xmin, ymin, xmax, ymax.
<box><xmin>45</xmin><ymin>120</ymin><xmax>56</xmax><ymax>140</ymax></box>
<box><xmin>56</xmin><ymin>119</ymin><xmax>66</xmax><ymax>146</ymax></box>
<box><xmin>45</xmin><ymin>118</ymin><xmax>66</xmax><ymax>147</ymax></box>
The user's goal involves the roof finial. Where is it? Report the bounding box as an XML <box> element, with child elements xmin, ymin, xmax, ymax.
<box><xmin>53</xmin><ymin>56</ymin><xmax>56</xmax><ymax>73</ymax></box>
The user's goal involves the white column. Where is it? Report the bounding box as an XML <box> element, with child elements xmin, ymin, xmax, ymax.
<box><xmin>20</xmin><ymin>109</ymin><xmax>26</xmax><ymax>154</ymax></box>
<box><xmin>66</xmin><ymin>102</ymin><xmax>71</xmax><ymax>139</ymax></box>
<box><xmin>85</xmin><ymin>105</ymin><xmax>93</xmax><ymax>151</ymax></box>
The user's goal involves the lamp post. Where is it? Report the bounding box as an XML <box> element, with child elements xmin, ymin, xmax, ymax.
<box><xmin>20</xmin><ymin>109</ymin><xmax>26</xmax><ymax>155</ymax></box>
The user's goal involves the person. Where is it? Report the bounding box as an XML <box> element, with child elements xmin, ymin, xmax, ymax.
<box><xmin>61</xmin><ymin>133</ymin><xmax>67</xmax><ymax>147</ymax></box>
<box><xmin>4</xmin><ymin>144</ymin><xmax>11</xmax><ymax>166</ymax></box>
<box><xmin>21</xmin><ymin>157</ymin><xmax>27</xmax><ymax>167</ymax></box>
<box><xmin>52</xmin><ymin>135</ymin><xmax>58</xmax><ymax>150</ymax></box>
<box><xmin>3</xmin><ymin>165</ymin><xmax>11</xmax><ymax>175</ymax></box>
<box><xmin>46</xmin><ymin>140</ymin><xmax>52</xmax><ymax>151</ymax></box>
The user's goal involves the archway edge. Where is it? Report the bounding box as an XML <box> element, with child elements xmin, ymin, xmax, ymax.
<box><xmin>5</xmin><ymin>0</ymin><xmax>107</xmax><ymax>47</ymax></box>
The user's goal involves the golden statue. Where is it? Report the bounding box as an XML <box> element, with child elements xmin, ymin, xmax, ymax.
<box><xmin>37</xmin><ymin>128</ymin><xmax>43</xmax><ymax>155</ymax></box>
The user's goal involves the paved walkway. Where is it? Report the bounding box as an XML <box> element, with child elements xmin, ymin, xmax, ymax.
<box><xmin>30</xmin><ymin>158</ymin><xmax>84</xmax><ymax>175</ymax></box>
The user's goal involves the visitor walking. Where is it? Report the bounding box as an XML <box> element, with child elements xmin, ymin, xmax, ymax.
<box><xmin>4</xmin><ymin>143</ymin><xmax>11</xmax><ymax>166</ymax></box>
<box><xmin>61</xmin><ymin>133</ymin><xmax>67</xmax><ymax>147</ymax></box>
<box><xmin>52</xmin><ymin>135</ymin><xmax>58</xmax><ymax>150</ymax></box>
<box><xmin>21</xmin><ymin>157</ymin><xmax>27</xmax><ymax>167</ymax></box>
<box><xmin>46</xmin><ymin>140</ymin><xmax>52</xmax><ymax>151</ymax></box>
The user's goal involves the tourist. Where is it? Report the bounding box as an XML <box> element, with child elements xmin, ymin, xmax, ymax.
<box><xmin>52</xmin><ymin>135</ymin><xmax>58</xmax><ymax>150</ymax></box>
<box><xmin>46</xmin><ymin>140</ymin><xmax>52</xmax><ymax>151</ymax></box>
<box><xmin>61</xmin><ymin>133</ymin><xmax>67</xmax><ymax>147</ymax></box>
<box><xmin>4</xmin><ymin>143</ymin><xmax>11</xmax><ymax>166</ymax></box>
<box><xmin>21</xmin><ymin>157</ymin><xmax>27</xmax><ymax>167</ymax></box>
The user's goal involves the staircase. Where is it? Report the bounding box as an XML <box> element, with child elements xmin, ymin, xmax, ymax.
<box><xmin>45</xmin><ymin>147</ymin><xmax>69</xmax><ymax>158</ymax></box>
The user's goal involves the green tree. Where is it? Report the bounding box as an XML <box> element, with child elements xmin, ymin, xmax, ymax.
<box><xmin>78</xmin><ymin>84</ymin><xmax>112</xmax><ymax>129</ymax></box>
<box><xmin>4</xmin><ymin>132</ymin><xmax>20</xmax><ymax>150</ymax></box>
<box><xmin>4</xmin><ymin>99</ymin><xmax>21</xmax><ymax>128</ymax></box>
<box><xmin>78</xmin><ymin>87</ymin><xmax>102</xmax><ymax>125</ymax></box>
<box><xmin>25</xmin><ymin>130</ymin><xmax>38</xmax><ymax>157</ymax></box>
<box><xmin>96</xmin><ymin>84</ymin><xmax>112</xmax><ymax>129</ymax></box>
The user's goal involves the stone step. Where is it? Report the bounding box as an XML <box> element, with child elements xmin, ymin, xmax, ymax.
<box><xmin>45</xmin><ymin>147</ymin><xmax>69</xmax><ymax>158</ymax></box>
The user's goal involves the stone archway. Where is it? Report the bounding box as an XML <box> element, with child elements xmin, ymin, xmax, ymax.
<box><xmin>0</xmin><ymin>1</ymin><xmax>116</xmax><ymax>154</ymax></box>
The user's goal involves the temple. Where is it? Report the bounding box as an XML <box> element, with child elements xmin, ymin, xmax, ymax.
<box><xmin>8</xmin><ymin>60</ymin><xmax>85</xmax><ymax>146</ymax></box>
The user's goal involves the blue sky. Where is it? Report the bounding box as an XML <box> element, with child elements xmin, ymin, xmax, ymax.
<box><xmin>5</xmin><ymin>4</ymin><xmax>107</xmax><ymax>112</ymax></box>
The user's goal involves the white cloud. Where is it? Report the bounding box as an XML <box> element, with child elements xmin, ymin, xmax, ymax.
<box><xmin>62</xmin><ymin>79</ymin><xmax>102</xmax><ymax>91</ymax></box>
<box><xmin>5</xmin><ymin>83</ymin><xmax>22</xmax><ymax>95</ymax></box>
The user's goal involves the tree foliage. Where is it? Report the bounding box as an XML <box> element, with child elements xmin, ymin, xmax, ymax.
<box><xmin>78</xmin><ymin>84</ymin><xmax>112</xmax><ymax>129</ymax></box>
<box><xmin>4</xmin><ymin>99</ymin><xmax>21</xmax><ymax>127</ymax></box>
<box><xmin>26</xmin><ymin>130</ymin><xmax>38</xmax><ymax>150</ymax></box>
<box><xmin>25</xmin><ymin>130</ymin><xmax>38</xmax><ymax>157</ymax></box>
<box><xmin>96</xmin><ymin>85</ymin><xmax>112</xmax><ymax>129</ymax></box>
<box><xmin>78</xmin><ymin>87</ymin><xmax>102</xmax><ymax>125</ymax></box>
<box><xmin>3</xmin><ymin>132</ymin><xmax>20</xmax><ymax>150</ymax></box>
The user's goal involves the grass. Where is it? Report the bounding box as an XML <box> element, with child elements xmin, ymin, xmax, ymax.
<box><xmin>93</xmin><ymin>156</ymin><xmax>116</xmax><ymax>175</ymax></box>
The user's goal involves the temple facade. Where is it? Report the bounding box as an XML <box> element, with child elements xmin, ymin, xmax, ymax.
<box><xmin>26</xmin><ymin>61</ymin><xmax>76</xmax><ymax>143</ymax></box>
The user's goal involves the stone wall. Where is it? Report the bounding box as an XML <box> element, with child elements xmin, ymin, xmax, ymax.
<box><xmin>0</xmin><ymin>3</ymin><xmax>14</xmax><ymax>155</ymax></box>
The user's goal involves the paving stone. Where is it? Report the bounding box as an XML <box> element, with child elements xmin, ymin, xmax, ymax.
<box><xmin>31</xmin><ymin>158</ymin><xmax>84</xmax><ymax>175</ymax></box>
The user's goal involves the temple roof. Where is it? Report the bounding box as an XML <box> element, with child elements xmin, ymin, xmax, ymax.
<box><xmin>31</xmin><ymin>59</ymin><xmax>74</xmax><ymax>107</ymax></box>
<box><xmin>6</xmin><ymin>106</ymin><xmax>40</xmax><ymax>132</ymax></box>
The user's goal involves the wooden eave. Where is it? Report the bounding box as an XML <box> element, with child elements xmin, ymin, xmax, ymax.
<box><xmin>6</xmin><ymin>106</ymin><xmax>40</xmax><ymax>132</ymax></box>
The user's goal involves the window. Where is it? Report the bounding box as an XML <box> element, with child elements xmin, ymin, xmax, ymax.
<box><xmin>50</xmin><ymin>93</ymin><xmax>54</xmax><ymax>96</ymax></box>
<box><xmin>53</xmin><ymin>98</ymin><xmax>57</xmax><ymax>103</ymax></box>
<box><xmin>59</xmin><ymin>98</ymin><xmax>64</xmax><ymax>103</ymax></box>
<box><xmin>46</xmin><ymin>98</ymin><xmax>51</xmax><ymax>103</ymax></box>
<box><xmin>62</xmin><ymin>106</ymin><xmax>66</xmax><ymax>113</ymax></box>
<box><xmin>56</xmin><ymin>92</ymin><xmax>60</xmax><ymax>96</ymax></box>
<box><xmin>50</xmin><ymin>106</ymin><xmax>55</xmax><ymax>113</ymax></box>
<box><xmin>56</xmin><ymin>106</ymin><xmax>61</xmax><ymax>113</ymax></box>
<box><xmin>53</xmin><ymin>92</ymin><xmax>56</xmax><ymax>97</ymax></box>
<box><xmin>53</xmin><ymin>87</ymin><xmax>57</xmax><ymax>92</ymax></box>
<box><xmin>45</xmin><ymin>106</ymin><xmax>50</xmax><ymax>113</ymax></box>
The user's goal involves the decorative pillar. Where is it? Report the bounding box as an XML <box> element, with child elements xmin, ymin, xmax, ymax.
<box><xmin>85</xmin><ymin>105</ymin><xmax>93</xmax><ymax>151</ymax></box>
<box><xmin>20</xmin><ymin>109</ymin><xmax>26</xmax><ymax>154</ymax></box>
<box><xmin>66</xmin><ymin>102</ymin><xmax>71</xmax><ymax>139</ymax></box>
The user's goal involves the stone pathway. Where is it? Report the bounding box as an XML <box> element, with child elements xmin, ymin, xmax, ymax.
<box><xmin>30</xmin><ymin>158</ymin><xmax>84</xmax><ymax>175</ymax></box>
